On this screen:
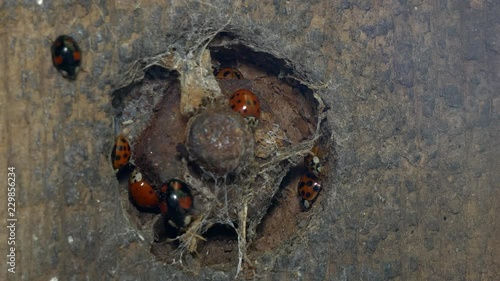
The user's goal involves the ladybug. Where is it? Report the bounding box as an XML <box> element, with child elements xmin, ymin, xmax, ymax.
<box><xmin>51</xmin><ymin>35</ymin><xmax>82</xmax><ymax>80</ymax></box>
<box><xmin>304</xmin><ymin>145</ymin><xmax>324</xmax><ymax>177</ymax></box>
<box><xmin>229</xmin><ymin>89</ymin><xmax>261</xmax><ymax>126</ymax></box>
<box><xmin>129</xmin><ymin>170</ymin><xmax>159</xmax><ymax>208</ymax></box>
<box><xmin>297</xmin><ymin>171</ymin><xmax>322</xmax><ymax>211</ymax></box>
<box><xmin>160</xmin><ymin>179</ymin><xmax>194</xmax><ymax>228</ymax></box>
<box><xmin>215</xmin><ymin>67</ymin><xmax>244</xmax><ymax>80</ymax></box>
<box><xmin>111</xmin><ymin>135</ymin><xmax>131</xmax><ymax>173</ymax></box>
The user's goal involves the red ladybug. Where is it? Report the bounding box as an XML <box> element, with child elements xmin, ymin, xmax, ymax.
<box><xmin>297</xmin><ymin>171</ymin><xmax>322</xmax><ymax>211</ymax></box>
<box><xmin>129</xmin><ymin>170</ymin><xmax>159</xmax><ymax>208</ymax></box>
<box><xmin>111</xmin><ymin>135</ymin><xmax>131</xmax><ymax>173</ymax></box>
<box><xmin>215</xmin><ymin>67</ymin><xmax>244</xmax><ymax>80</ymax></box>
<box><xmin>229</xmin><ymin>89</ymin><xmax>261</xmax><ymax>125</ymax></box>
<box><xmin>51</xmin><ymin>35</ymin><xmax>82</xmax><ymax>80</ymax></box>
<box><xmin>160</xmin><ymin>179</ymin><xmax>193</xmax><ymax>228</ymax></box>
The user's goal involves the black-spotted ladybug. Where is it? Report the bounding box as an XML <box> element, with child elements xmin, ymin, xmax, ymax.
<box><xmin>159</xmin><ymin>179</ymin><xmax>194</xmax><ymax>228</ymax></box>
<box><xmin>215</xmin><ymin>67</ymin><xmax>244</xmax><ymax>80</ymax></box>
<box><xmin>297</xmin><ymin>171</ymin><xmax>322</xmax><ymax>210</ymax></box>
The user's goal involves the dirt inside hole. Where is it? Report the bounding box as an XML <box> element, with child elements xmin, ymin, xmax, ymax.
<box><xmin>132</xmin><ymin>77</ymin><xmax>187</xmax><ymax>186</ymax></box>
<box><xmin>197</xmin><ymin>223</ymin><xmax>239</xmax><ymax>268</ymax></box>
<box><xmin>250</xmin><ymin>166</ymin><xmax>304</xmax><ymax>253</ymax></box>
<box><xmin>113</xmin><ymin>41</ymin><xmax>323</xmax><ymax>269</ymax></box>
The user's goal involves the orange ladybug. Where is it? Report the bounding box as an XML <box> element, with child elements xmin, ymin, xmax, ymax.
<box><xmin>111</xmin><ymin>135</ymin><xmax>131</xmax><ymax>172</ymax></box>
<box><xmin>297</xmin><ymin>171</ymin><xmax>322</xmax><ymax>210</ymax></box>
<box><xmin>229</xmin><ymin>89</ymin><xmax>261</xmax><ymax>126</ymax></box>
<box><xmin>129</xmin><ymin>170</ymin><xmax>159</xmax><ymax>208</ymax></box>
<box><xmin>215</xmin><ymin>67</ymin><xmax>244</xmax><ymax>80</ymax></box>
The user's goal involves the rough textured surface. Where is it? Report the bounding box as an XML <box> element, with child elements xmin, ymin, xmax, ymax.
<box><xmin>1</xmin><ymin>1</ymin><xmax>499</xmax><ymax>281</ymax></box>
<box><xmin>187</xmin><ymin>109</ymin><xmax>253</xmax><ymax>176</ymax></box>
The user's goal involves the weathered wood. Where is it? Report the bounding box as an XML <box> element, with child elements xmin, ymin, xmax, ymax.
<box><xmin>0</xmin><ymin>1</ymin><xmax>499</xmax><ymax>280</ymax></box>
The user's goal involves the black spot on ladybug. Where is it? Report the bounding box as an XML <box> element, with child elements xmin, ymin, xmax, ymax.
<box><xmin>305</xmin><ymin>192</ymin><xmax>311</xmax><ymax>197</ymax></box>
<box><xmin>300</xmin><ymin>190</ymin><xmax>305</xmax><ymax>196</ymax></box>
<box><xmin>243</xmin><ymin>109</ymin><xmax>247</xmax><ymax>113</ymax></box>
<box><xmin>236</xmin><ymin>93</ymin><xmax>240</xmax><ymax>96</ymax></box>
<box><xmin>117</xmin><ymin>145</ymin><xmax>124</xmax><ymax>151</ymax></box>
<box><xmin>246</xmin><ymin>100</ymin><xmax>251</xmax><ymax>105</ymax></box>
<box><xmin>223</xmin><ymin>71</ymin><xmax>231</xmax><ymax>77</ymax></box>
<box><xmin>299</xmin><ymin>182</ymin><xmax>305</xmax><ymax>188</ymax></box>
<box><xmin>231</xmin><ymin>105</ymin><xmax>235</xmax><ymax>109</ymax></box>
<box><xmin>307</xmin><ymin>180</ymin><xmax>313</xmax><ymax>186</ymax></box>
<box><xmin>237</xmin><ymin>99</ymin><xmax>242</xmax><ymax>103</ymax></box>
<box><xmin>114</xmin><ymin>155</ymin><xmax>121</xmax><ymax>161</ymax></box>
<box><xmin>253</xmin><ymin>100</ymin><xmax>257</xmax><ymax>105</ymax></box>
<box><xmin>123</xmin><ymin>153</ymin><xmax>129</xmax><ymax>158</ymax></box>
